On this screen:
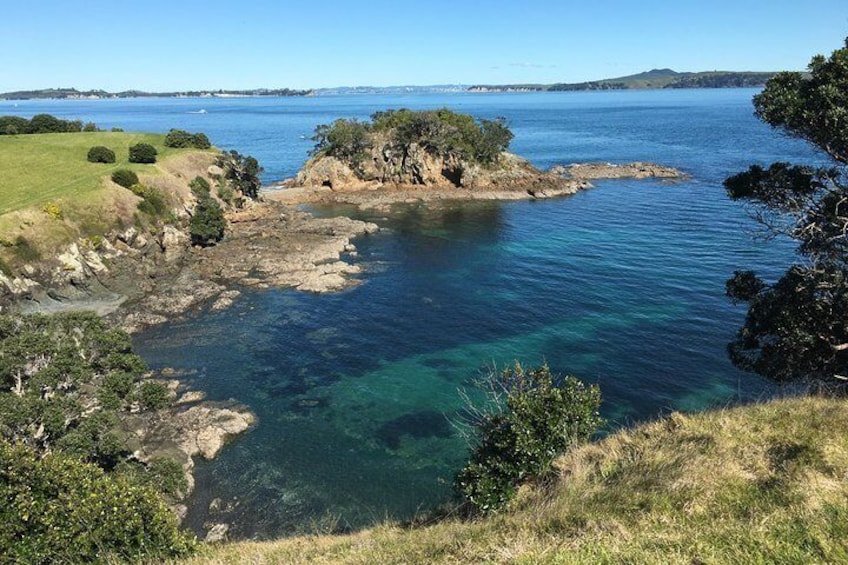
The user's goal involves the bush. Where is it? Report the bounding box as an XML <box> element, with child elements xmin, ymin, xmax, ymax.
<box><xmin>216</xmin><ymin>150</ymin><xmax>263</xmax><ymax>199</ymax></box>
<box><xmin>111</xmin><ymin>168</ymin><xmax>139</xmax><ymax>188</ymax></box>
<box><xmin>42</xmin><ymin>202</ymin><xmax>63</xmax><ymax>220</ymax></box>
<box><xmin>132</xmin><ymin>185</ymin><xmax>168</xmax><ymax>217</ymax></box>
<box><xmin>189</xmin><ymin>176</ymin><xmax>211</xmax><ymax>196</ymax></box>
<box><xmin>455</xmin><ymin>363</ymin><xmax>602</xmax><ymax>513</ymax></box>
<box><xmin>128</xmin><ymin>143</ymin><xmax>157</xmax><ymax>163</ymax></box>
<box><xmin>0</xmin><ymin>440</ymin><xmax>195</xmax><ymax>562</ymax></box>
<box><xmin>164</xmin><ymin>129</ymin><xmax>212</xmax><ymax>149</ymax></box>
<box><xmin>0</xmin><ymin>116</ymin><xmax>29</xmax><ymax>135</ymax></box>
<box><xmin>134</xmin><ymin>381</ymin><xmax>171</xmax><ymax>411</ymax></box>
<box><xmin>190</xmin><ymin>195</ymin><xmax>226</xmax><ymax>246</ymax></box>
<box><xmin>87</xmin><ymin>145</ymin><xmax>116</xmax><ymax>163</ymax></box>
<box><xmin>83</xmin><ymin>122</ymin><xmax>98</xmax><ymax>132</ymax></box>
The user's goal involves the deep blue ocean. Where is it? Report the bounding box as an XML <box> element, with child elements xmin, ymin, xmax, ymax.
<box><xmin>1</xmin><ymin>90</ymin><xmax>820</xmax><ymax>537</ymax></box>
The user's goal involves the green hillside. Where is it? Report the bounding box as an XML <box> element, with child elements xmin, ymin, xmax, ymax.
<box><xmin>0</xmin><ymin>131</ymin><xmax>179</xmax><ymax>215</ymax></box>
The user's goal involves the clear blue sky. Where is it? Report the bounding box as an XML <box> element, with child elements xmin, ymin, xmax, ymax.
<box><xmin>1</xmin><ymin>0</ymin><xmax>846</xmax><ymax>91</ymax></box>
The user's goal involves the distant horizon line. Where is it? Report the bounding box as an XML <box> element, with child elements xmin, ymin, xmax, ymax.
<box><xmin>0</xmin><ymin>67</ymin><xmax>799</xmax><ymax>98</ymax></box>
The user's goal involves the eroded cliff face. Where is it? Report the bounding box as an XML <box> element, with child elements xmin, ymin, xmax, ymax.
<box><xmin>296</xmin><ymin>141</ymin><xmax>569</xmax><ymax>193</ymax></box>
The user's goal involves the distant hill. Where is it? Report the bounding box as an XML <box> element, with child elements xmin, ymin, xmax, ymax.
<box><xmin>469</xmin><ymin>69</ymin><xmax>779</xmax><ymax>92</ymax></box>
<box><xmin>0</xmin><ymin>87</ymin><xmax>313</xmax><ymax>100</ymax></box>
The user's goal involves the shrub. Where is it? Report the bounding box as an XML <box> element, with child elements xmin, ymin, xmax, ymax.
<box><xmin>0</xmin><ymin>116</ymin><xmax>29</xmax><ymax>135</ymax></box>
<box><xmin>216</xmin><ymin>150</ymin><xmax>263</xmax><ymax>199</ymax></box>
<box><xmin>164</xmin><ymin>129</ymin><xmax>212</xmax><ymax>149</ymax></box>
<box><xmin>83</xmin><ymin>122</ymin><xmax>98</xmax><ymax>132</ymax></box>
<box><xmin>191</xmin><ymin>132</ymin><xmax>211</xmax><ymax>149</ymax></box>
<box><xmin>87</xmin><ymin>145</ymin><xmax>116</xmax><ymax>163</ymax></box>
<box><xmin>132</xmin><ymin>185</ymin><xmax>169</xmax><ymax>217</ymax></box>
<box><xmin>111</xmin><ymin>168</ymin><xmax>139</xmax><ymax>188</ymax></box>
<box><xmin>0</xmin><ymin>440</ymin><xmax>196</xmax><ymax>562</ymax></box>
<box><xmin>311</xmin><ymin>118</ymin><xmax>372</xmax><ymax>166</ymax></box>
<box><xmin>189</xmin><ymin>175</ymin><xmax>211</xmax><ymax>196</ymax></box>
<box><xmin>42</xmin><ymin>202</ymin><xmax>63</xmax><ymax>220</ymax></box>
<box><xmin>128</xmin><ymin>143</ymin><xmax>157</xmax><ymax>163</ymax></box>
<box><xmin>190</xmin><ymin>195</ymin><xmax>226</xmax><ymax>246</ymax></box>
<box><xmin>134</xmin><ymin>381</ymin><xmax>171</xmax><ymax>411</ymax></box>
<box><xmin>111</xmin><ymin>127</ymin><xmax>124</xmax><ymax>132</ymax></box>
<box><xmin>455</xmin><ymin>363</ymin><xmax>602</xmax><ymax>513</ymax></box>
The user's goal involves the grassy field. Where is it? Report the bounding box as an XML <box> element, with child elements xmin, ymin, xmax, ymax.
<box><xmin>0</xmin><ymin>132</ymin><xmax>183</xmax><ymax>215</ymax></box>
<box><xmin>189</xmin><ymin>395</ymin><xmax>848</xmax><ymax>564</ymax></box>
<box><xmin>0</xmin><ymin>132</ymin><xmax>218</xmax><ymax>270</ymax></box>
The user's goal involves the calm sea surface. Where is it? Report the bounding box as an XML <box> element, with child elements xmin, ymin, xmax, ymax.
<box><xmin>1</xmin><ymin>90</ymin><xmax>820</xmax><ymax>537</ymax></box>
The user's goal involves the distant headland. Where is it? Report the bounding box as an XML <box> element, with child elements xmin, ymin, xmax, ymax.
<box><xmin>468</xmin><ymin>68</ymin><xmax>780</xmax><ymax>92</ymax></box>
<box><xmin>0</xmin><ymin>69</ymin><xmax>784</xmax><ymax>100</ymax></box>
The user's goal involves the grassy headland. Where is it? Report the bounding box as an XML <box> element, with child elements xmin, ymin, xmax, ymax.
<box><xmin>190</xmin><ymin>395</ymin><xmax>848</xmax><ymax>564</ymax></box>
<box><xmin>0</xmin><ymin>131</ymin><xmax>215</xmax><ymax>271</ymax></box>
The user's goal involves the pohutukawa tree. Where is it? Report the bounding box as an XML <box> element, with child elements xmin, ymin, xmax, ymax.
<box><xmin>725</xmin><ymin>37</ymin><xmax>848</xmax><ymax>386</ymax></box>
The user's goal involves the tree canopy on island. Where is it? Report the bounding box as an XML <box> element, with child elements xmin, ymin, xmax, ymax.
<box><xmin>725</xmin><ymin>37</ymin><xmax>848</xmax><ymax>385</ymax></box>
<box><xmin>311</xmin><ymin>108</ymin><xmax>514</xmax><ymax>169</ymax></box>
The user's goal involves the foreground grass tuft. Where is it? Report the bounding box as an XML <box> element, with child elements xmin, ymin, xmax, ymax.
<box><xmin>186</xmin><ymin>396</ymin><xmax>848</xmax><ymax>564</ymax></box>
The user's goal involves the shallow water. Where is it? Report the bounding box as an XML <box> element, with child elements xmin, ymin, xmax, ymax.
<box><xmin>3</xmin><ymin>89</ymin><xmax>820</xmax><ymax>537</ymax></box>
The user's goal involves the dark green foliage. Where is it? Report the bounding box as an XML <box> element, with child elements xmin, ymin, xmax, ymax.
<box><xmin>82</xmin><ymin>121</ymin><xmax>98</xmax><ymax>132</ymax></box>
<box><xmin>0</xmin><ymin>313</ymin><xmax>149</xmax><ymax>454</ymax></box>
<box><xmin>0</xmin><ymin>114</ymin><xmax>93</xmax><ymax>135</ymax></box>
<box><xmin>189</xmin><ymin>175</ymin><xmax>211</xmax><ymax>196</ymax></box>
<box><xmin>164</xmin><ymin>128</ymin><xmax>212</xmax><ymax>149</ymax></box>
<box><xmin>455</xmin><ymin>363</ymin><xmax>602</xmax><ymax>513</ymax></box>
<box><xmin>128</xmin><ymin>142</ymin><xmax>157</xmax><ymax>163</ymax></box>
<box><xmin>190</xmin><ymin>193</ymin><xmax>226</xmax><ymax>246</ymax></box>
<box><xmin>0</xmin><ymin>115</ymin><xmax>29</xmax><ymax>135</ymax></box>
<box><xmin>133</xmin><ymin>381</ymin><xmax>172</xmax><ymax>411</ymax></box>
<box><xmin>216</xmin><ymin>150</ymin><xmax>263</xmax><ymax>199</ymax></box>
<box><xmin>311</xmin><ymin>118</ymin><xmax>372</xmax><ymax>166</ymax></box>
<box><xmin>132</xmin><ymin>184</ymin><xmax>169</xmax><ymax>216</ymax></box>
<box><xmin>86</xmin><ymin>145</ymin><xmax>116</xmax><ymax>163</ymax></box>
<box><xmin>110</xmin><ymin>168</ymin><xmax>139</xmax><ymax>188</ymax></box>
<box><xmin>0</xmin><ymin>440</ymin><xmax>195</xmax><ymax>563</ymax></box>
<box><xmin>27</xmin><ymin>113</ymin><xmax>83</xmax><ymax>133</ymax></box>
<box><xmin>724</xmin><ymin>38</ymin><xmax>848</xmax><ymax>385</ymax></box>
<box><xmin>313</xmin><ymin>108</ymin><xmax>514</xmax><ymax>169</ymax></box>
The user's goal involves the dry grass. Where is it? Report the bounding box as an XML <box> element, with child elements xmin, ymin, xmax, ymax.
<box><xmin>185</xmin><ymin>396</ymin><xmax>848</xmax><ymax>564</ymax></box>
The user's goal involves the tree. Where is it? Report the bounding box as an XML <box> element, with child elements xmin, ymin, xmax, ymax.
<box><xmin>0</xmin><ymin>440</ymin><xmax>195</xmax><ymax>562</ymax></box>
<box><xmin>128</xmin><ymin>142</ymin><xmax>157</xmax><ymax>163</ymax></box>
<box><xmin>724</xmin><ymin>38</ymin><xmax>848</xmax><ymax>385</ymax></box>
<box><xmin>454</xmin><ymin>363</ymin><xmax>602</xmax><ymax>513</ymax></box>
<box><xmin>189</xmin><ymin>186</ymin><xmax>226</xmax><ymax>246</ymax></box>
<box><xmin>216</xmin><ymin>150</ymin><xmax>263</xmax><ymax>199</ymax></box>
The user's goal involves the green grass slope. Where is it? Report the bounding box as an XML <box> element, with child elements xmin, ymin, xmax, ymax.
<box><xmin>0</xmin><ymin>132</ymin><xmax>180</xmax><ymax>215</ymax></box>
<box><xmin>190</xmin><ymin>396</ymin><xmax>848</xmax><ymax>564</ymax></box>
<box><xmin>0</xmin><ymin>132</ymin><xmax>216</xmax><ymax>272</ymax></box>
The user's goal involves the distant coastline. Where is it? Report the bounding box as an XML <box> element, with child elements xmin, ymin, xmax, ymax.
<box><xmin>0</xmin><ymin>87</ymin><xmax>313</xmax><ymax>101</ymax></box>
<box><xmin>0</xmin><ymin>68</ymin><xmax>788</xmax><ymax>100</ymax></box>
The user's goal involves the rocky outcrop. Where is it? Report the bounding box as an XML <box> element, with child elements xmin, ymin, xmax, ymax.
<box><xmin>123</xmin><ymin>381</ymin><xmax>255</xmax><ymax>495</ymax></box>
<box><xmin>296</xmin><ymin>148</ymin><xmax>578</xmax><ymax>195</ymax></box>
<box><xmin>553</xmin><ymin>161</ymin><xmax>685</xmax><ymax>180</ymax></box>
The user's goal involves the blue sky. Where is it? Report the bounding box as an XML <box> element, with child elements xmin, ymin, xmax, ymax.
<box><xmin>1</xmin><ymin>0</ymin><xmax>846</xmax><ymax>91</ymax></box>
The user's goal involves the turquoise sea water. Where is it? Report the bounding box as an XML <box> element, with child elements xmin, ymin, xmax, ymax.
<box><xmin>1</xmin><ymin>90</ymin><xmax>821</xmax><ymax>537</ymax></box>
